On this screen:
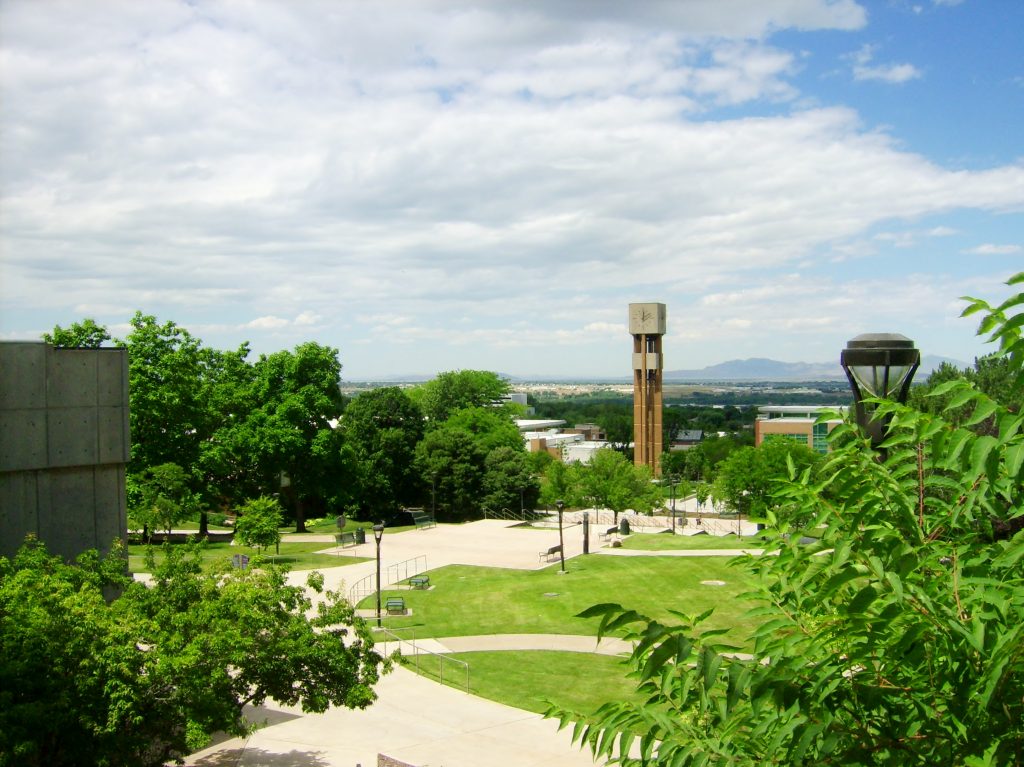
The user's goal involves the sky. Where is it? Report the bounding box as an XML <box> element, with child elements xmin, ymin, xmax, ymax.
<box><xmin>1</xmin><ymin>0</ymin><xmax>1021</xmax><ymax>380</ymax></box>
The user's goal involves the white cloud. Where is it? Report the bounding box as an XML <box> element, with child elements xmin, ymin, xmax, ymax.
<box><xmin>964</xmin><ymin>244</ymin><xmax>1022</xmax><ymax>256</ymax></box>
<box><xmin>848</xmin><ymin>44</ymin><xmax>922</xmax><ymax>84</ymax></box>
<box><xmin>0</xmin><ymin>1</ymin><xmax>1019</xmax><ymax>376</ymax></box>
<box><xmin>245</xmin><ymin>316</ymin><xmax>290</xmax><ymax>330</ymax></box>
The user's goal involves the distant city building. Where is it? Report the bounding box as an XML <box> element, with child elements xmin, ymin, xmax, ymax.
<box><xmin>669</xmin><ymin>429</ymin><xmax>704</xmax><ymax>450</ymax></box>
<box><xmin>629</xmin><ymin>302</ymin><xmax>667</xmax><ymax>476</ymax></box>
<box><xmin>754</xmin><ymin>405</ymin><xmax>847</xmax><ymax>454</ymax></box>
<box><xmin>501</xmin><ymin>392</ymin><xmax>534</xmax><ymax>415</ymax></box>
<box><xmin>516</xmin><ymin>419</ymin><xmax>611</xmax><ymax>464</ymax></box>
<box><xmin>0</xmin><ymin>342</ymin><xmax>129</xmax><ymax>560</ymax></box>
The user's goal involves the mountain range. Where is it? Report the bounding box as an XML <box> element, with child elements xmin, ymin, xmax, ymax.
<box><xmin>661</xmin><ymin>355</ymin><xmax>963</xmax><ymax>382</ymax></box>
<box><xmin>352</xmin><ymin>354</ymin><xmax>965</xmax><ymax>383</ymax></box>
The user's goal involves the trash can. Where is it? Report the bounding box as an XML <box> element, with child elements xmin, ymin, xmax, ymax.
<box><xmin>355</xmin><ymin>527</ymin><xmax>366</xmax><ymax>544</ymax></box>
<box><xmin>619</xmin><ymin>518</ymin><xmax>630</xmax><ymax>536</ymax></box>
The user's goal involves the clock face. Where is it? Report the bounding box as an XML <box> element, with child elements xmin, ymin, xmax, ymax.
<box><xmin>629</xmin><ymin>303</ymin><xmax>665</xmax><ymax>334</ymax></box>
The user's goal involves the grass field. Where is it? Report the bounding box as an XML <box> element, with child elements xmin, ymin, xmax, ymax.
<box><xmin>128</xmin><ymin>541</ymin><xmax>371</xmax><ymax>573</ymax></box>
<box><xmin>364</xmin><ymin>554</ymin><xmax>758</xmax><ymax>644</ymax></box>
<box><xmin>403</xmin><ymin>650</ymin><xmax>645</xmax><ymax>717</ymax></box>
<box><xmin>619</xmin><ymin>532</ymin><xmax>767</xmax><ymax>550</ymax></box>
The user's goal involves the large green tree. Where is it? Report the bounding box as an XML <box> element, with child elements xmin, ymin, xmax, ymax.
<box><xmin>121</xmin><ymin>313</ymin><xmax>209</xmax><ymax>474</ymax></box>
<box><xmin>410</xmin><ymin>369</ymin><xmax>510</xmax><ymax>424</ymax></box>
<box><xmin>553</xmin><ymin>274</ymin><xmax>1024</xmax><ymax>766</ymax></box>
<box><xmin>577</xmin><ymin>448</ymin><xmax>660</xmax><ymax>523</ymax></box>
<box><xmin>244</xmin><ymin>342</ymin><xmax>350</xmax><ymax>531</ymax></box>
<box><xmin>342</xmin><ymin>387</ymin><xmax>425</xmax><ymax>520</ymax></box>
<box><xmin>121</xmin><ymin>313</ymin><xmax>254</xmax><ymax>535</ymax></box>
<box><xmin>712</xmin><ymin>438</ymin><xmax>820</xmax><ymax>519</ymax></box>
<box><xmin>414</xmin><ymin>405</ymin><xmax>524</xmax><ymax>521</ymax></box>
<box><xmin>0</xmin><ymin>538</ymin><xmax>387</xmax><ymax>767</ymax></box>
<box><xmin>481</xmin><ymin>445</ymin><xmax>540</xmax><ymax>514</ymax></box>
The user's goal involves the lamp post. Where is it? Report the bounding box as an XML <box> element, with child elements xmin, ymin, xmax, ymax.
<box><xmin>372</xmin><ymin>522</ymin><xmax>385</xmax><ymax>628</ymax></box>
<box><xmin>840</xmin><ymin>333</ymin><xmax>920</xmax><ymax>449</ymax></box>
<box><xmin>669</xmin><ymin>474</ymin><xmax>679</xmax><ymax>533</ymax></box>
<box><xmin>555</xmin><ymin>500</ymin><xmax>566</xmax><ymax>573</ymax></box>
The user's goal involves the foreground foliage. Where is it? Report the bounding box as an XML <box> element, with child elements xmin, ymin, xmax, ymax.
<box><xmin>552</xmin><ymin>274</ymin><xmax>1024</xmax><ymax>766</ymax></box>
<box><xmin>0</xmin><ymin>540</ymin><xmax>388</xmax><ymax>767</ymax></box>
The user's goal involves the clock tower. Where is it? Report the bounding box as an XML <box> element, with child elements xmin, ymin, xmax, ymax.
<box><xmin>629</xmin><ymin>303</ymin><xmax>667</xmax><ymax>476</ymax></box>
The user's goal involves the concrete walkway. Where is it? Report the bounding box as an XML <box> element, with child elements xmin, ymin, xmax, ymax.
<box><xmin>186</xmin><ymin>660</ymin><xmax>604</xmax><ymax>767</ymax></box>
<box><xmin>180</xmin><ymin>519</ymin><xmax>760</xmax><ymax>767</ymax></box>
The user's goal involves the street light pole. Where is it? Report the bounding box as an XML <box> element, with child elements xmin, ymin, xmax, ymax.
<box><xmin>556</xmin><ymin>500</ymin><xmax>566</xmax><ymax>573</ymax></box>
<box><xmin>372</xmin><ymin>522</ymin><xmax>385</xmax><ymax>628</ymax></box>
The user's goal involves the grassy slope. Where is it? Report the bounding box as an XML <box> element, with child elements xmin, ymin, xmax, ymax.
<box><xmin>405</xmin><ymin>650</ymin><xmax>645</xmax><ymax>716</ymax></box>
<box><xmin>368</xmin><ymin>554</ymin><xmax>757</xmax><ymax>644</ymax></box>
<box><xmin>128</xmin><ymin>541</ymin><xmax>370</xmax><ymax>573</ymax></box>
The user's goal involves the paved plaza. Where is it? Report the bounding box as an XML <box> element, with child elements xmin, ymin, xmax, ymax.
<box><xmin>183</xmin><ymin>517</ymin><xmax>757</xmax><ymax>767</ymax></box>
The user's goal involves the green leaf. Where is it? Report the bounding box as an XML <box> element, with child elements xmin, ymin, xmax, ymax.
<box><xmin>969</xmin><ymin>436</ymin><xmax>999</xmax><ymax>479</ymax></box>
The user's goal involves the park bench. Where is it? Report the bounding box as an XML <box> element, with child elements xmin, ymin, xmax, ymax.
<box><xmin>409</xmin><ymin>575</ymin><xmax>430</xmax><ymax>589</ymax></box>
<box><xmin>539</xmin><ymin>544</ymin><xmax>562</xmax><ymax>562</ymax></box>
<box><xmin>599</xmin><ymin>526</ymin><xmax>618</xmax><ymax>541</ymax></box>
<box><xmin>385</xmin><ymin>597</ymin><xmax>406</xmax><ymax>615</ymax></box>
<box><xmin>335</xmin><ymin>531</ymin><xmax>357</xmax><ymax>548</ymax></box>
<box><xmin>407</xmin><ymin>508</ymin><xmax>437</xmax><ymax>530</ymax></box>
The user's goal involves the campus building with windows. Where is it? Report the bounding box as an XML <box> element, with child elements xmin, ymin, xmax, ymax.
<box><xmin>753</xmin><ymin>405</ymin><xmax>847</xmax><ymax>454</ymax></box>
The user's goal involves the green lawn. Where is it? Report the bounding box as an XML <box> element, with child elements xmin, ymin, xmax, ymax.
<box><xmin>172</xmin><ymin>519</ymin><xmax>233</xmax><ymax>532</ymax></box>
<box><xmin>403</xmin><ymin>650</ymin><xmax>645</xmax><ymax>717</ymax></box>
<box><xmin>618</xmin><ymin>532</ymin><xmax>768</xmax><ymax>551</ymax></box>
<box><xmin>128</xmin><ymin>541</ymin><xmax>370</xmax><ymax>573</ymax></box>
<box><xmin>365</xmin><ymin>554</ymin><xmax>757</xmax><ymax>645</ymax></box>
<box><xmin>294</xmin><ymin>517</ymin><xmax>419</xmax><ymax>535</ymax></box>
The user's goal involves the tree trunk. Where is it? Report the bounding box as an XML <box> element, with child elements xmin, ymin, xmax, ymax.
<box><xmin>294</xmin><ymin>495</ymin><xmax>307</xmax><ymax>533</ymax></box>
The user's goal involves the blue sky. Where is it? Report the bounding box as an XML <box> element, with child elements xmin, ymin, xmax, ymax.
<box><xmin>1</xmin><ymin>0</ymin><xmax>1021</xmax><ymax>379</ymax></box>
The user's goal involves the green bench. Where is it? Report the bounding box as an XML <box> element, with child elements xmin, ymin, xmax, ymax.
<box><xmin>385</xmin><ymin>597</ymin><xmax>406</xmax><ymax>615</ymax></box>
<box><xmin>335</xmin><ymin>531</ymin><xmax>357</xmax><ymax>547</ymax></box>
<box><xmin>409</xmin><ymin>575</ymin><xmax>429</xmax><ymax>589</ymax></box>
<box><xmin>539</xmin><ymin>544</ymin><xmax>562</xmax><ymax>562</ymax></box>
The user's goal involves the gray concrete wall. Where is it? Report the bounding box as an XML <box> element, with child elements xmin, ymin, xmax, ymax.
<box><xmin>0</xmin><ymin>342</ymin><xmax>129</xmax><ymax>560</ymax></box>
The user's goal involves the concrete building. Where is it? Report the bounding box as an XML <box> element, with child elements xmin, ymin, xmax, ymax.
<box><xmin>754</xmin><ymin>405</ymin><xmax>846</xmax><ymax>454</ymax></box>
<box><xmin>0</xmin><ymin>342</ymin><xmax>129</xmax><ymax>560</ymax></box>
<box><xmin>629</xmin><ymin>302</ymin><xmax>666</xmax><ymax>476</ymax></box>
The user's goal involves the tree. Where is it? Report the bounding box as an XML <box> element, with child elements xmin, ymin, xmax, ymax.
<box><xmin>120</xmin><ymin>312</ymin><xmax>209</xmax><ymax>475</ymax></box>
<box><xmin>414</xmin><ymin>405</ymin><xmax>525</xmax><ymax>521</ymax></box>
<box><xmin>539</xmin><ymin>459</ymin><xmax>577</xmax><ymax>509</ymax></box>
<box><xmin>128</xmin><ymin>462</ymin><xmax>197</xmax><ymax>537</ymax></box>
<box><xmin>42</xmin><ymin>318</ymin><xmax>111</xmax><ymax>348</ymax></box>
<box><xmin>481</xmin><ymin>446</ymin><xmax>539</xmax><ymax>514</ymax></box>
<box><xmin>712</xmin><ymin>438</ymin><xmax>820</xmax><ymax>519</ymax></box>
<box><xmin>414</xmin><ymin>426</ymin><xmax>484</xmax><ymax>521</ymax></box>
<box><xmin>342</xmin><ymin>387</ymin><xmax>425</xmax><ymax>520</ymax></box>
<box><xmin>659</xmin><ymin>449</ymin><xmax>688</xmax><ymax>478</ymax></box>
<box><xmin>551</xmin><ymin>273</ymin><xmax>1024</xmax><ymax>766</ymax></box>
<box><xmin>245</xmin><ymin>343</ymin><xmax>349</xmax><ymax>531</ymax></box>
<box><xmin>577</xmin><ymin>449</ymin><xmax>659</xmax><ymax>523</ymax></box>
<box><xmin>234</xmin><ymin>496</ymin><xmax>284</xmax><ymax>553</ymax></box>
<box><xmin>0</xmin><ymin>538</ymin><xmax>388</xmax><ymax>767</ymax></box>
<box><xmin>410</xmin><ymin>370</ymin><xmax>510</xmax><ymax>424</ymax></box>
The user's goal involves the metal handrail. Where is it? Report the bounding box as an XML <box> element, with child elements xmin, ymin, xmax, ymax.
<box><xmin>348</xmin><ymin>554</ymin><xmax>429</xmax><ymax>606</ymax></box>
<box><xmin>379</xmin><ymin>627</ymin><xmax>470</xmax><ymax>692</ymax></box>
